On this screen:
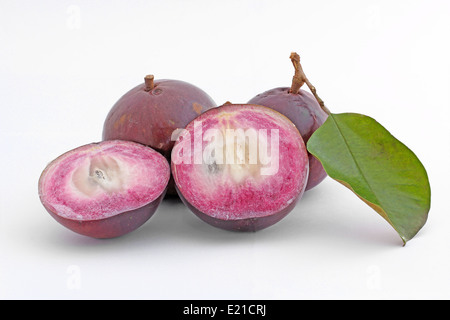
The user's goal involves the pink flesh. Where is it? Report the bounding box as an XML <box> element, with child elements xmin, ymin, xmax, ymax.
<box><xmin>172</xmin><ymin>104</ymin><xmax>309</xmax><ymax>220</ymax></box>
<box><xmin>39</xmin><ymin>140</ymin><xmax>170</xmax><ymax>221</ymax></box>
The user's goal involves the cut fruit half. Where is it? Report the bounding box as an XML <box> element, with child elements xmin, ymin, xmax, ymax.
<box><xmin>171</xmin><ymin>104</ymin><xmax>309</xmax><ymax>231</ymax></box>
<box><xmin>38</xmin><ymin>140</ymin><xmax>170</xmax><ymax>238</ymax></box>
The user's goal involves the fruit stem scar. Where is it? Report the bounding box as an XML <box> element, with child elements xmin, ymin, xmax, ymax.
<box><xmin>289</xmin><ymin>52</ymin><xmax>331</xmax><ymax>115</ymax></box>
<box><xmin>144</xmin><ymin>75</ymin><xmax>155</xmax><ymax>91</ymax></box>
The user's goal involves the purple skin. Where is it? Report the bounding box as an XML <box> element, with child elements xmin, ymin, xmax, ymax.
<box><xmin>102</xmin><ymin>77</ymin><xmax>217</xmax><ymax>196</ymax></box>
<box><xmin>248</xmin><ymin>87</ymin><xmax>328</xmax><ymax>190</ymax></box>
<box><xmin>42</xmin><ymin>190</ymin><xmax>166</xmax><ymax>239</ymax></box>
<box><xmin>176</xmin><ymin>186</ymin><xmax>300</xmax><ymax>232</ymax></box>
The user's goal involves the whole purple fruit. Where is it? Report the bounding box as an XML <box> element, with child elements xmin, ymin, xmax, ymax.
<box><xmin>102</xmin><ymin>75</ymin><xmax>217</xmax><ymax>196</ymax></box>
<box><xmin>248</xmin><ymin>52</ymin><xmax>328</xmax><ymax>190</ymax></box>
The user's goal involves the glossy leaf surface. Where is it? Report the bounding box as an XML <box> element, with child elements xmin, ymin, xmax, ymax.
<box><xmin>307</xmin><ymin>113</ymin><xmax>431</xmax><ymax>244</ymax></box>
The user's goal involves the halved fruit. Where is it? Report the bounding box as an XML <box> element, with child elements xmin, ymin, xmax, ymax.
<box><xmin>171</xmin><ymin>104</ymin><xmax>309</xmax><ymax>231</ymax></box>
<box><xmin>38</xmin><ymin>140</ymin><xmax>170</xmax><ymax>238</ymax></box>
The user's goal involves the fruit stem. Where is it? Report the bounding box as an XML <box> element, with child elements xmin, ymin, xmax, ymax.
<box><xmin>289</xmin><ymin>52</ymin><xmax>331</xmax><ymax>115</ymax></box>
<box><xmin>144</xmin><ymin>75</ymin><xmax>155</xmax><ymax>91</ymax></box>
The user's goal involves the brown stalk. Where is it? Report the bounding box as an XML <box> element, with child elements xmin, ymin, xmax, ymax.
<box><xmin>144</xmin><ymin>75</ymin><xmax>155</xmax><ymax>91</ymax></box>
<box><xmin>289</xmin><ymin>52</ymin><xmax>331</xmax><ymax>115</ymax></box>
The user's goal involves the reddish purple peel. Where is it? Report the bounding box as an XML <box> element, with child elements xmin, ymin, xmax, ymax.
<box><xmin>103</xmin><ymin>79</ymin><xmax>217</xmax><ymax>156</ymax></box>
<box><xmin>248</xmin><ymin>87</ymin><xmax>329</xmax><ymax>190</ymax></box>
<box><xmin>39</xmin><ymin>140</ymin><xmax>170</xmax><ymax>238</ymax></box>
<box><xmin>102</xmin><ymin>77</ymin><xmax>217</xmax><ymax>196</ymax></box>
<box><xmin>171</xmin><ymin>104</ymin><xmax>309</xmax><ymax>231</ymax></box>
<box><xmin>177</xmin><ymin>185</ymin><xmax>300</xmax><ymax>232</ymax></box>
<box><xmin>45</xmin><ymin>191</ymin><xmax>166</xmax><ymax>239</ymax></box>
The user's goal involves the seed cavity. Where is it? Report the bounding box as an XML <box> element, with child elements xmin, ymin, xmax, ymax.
<box><xmin>208</xmin><ymin>162</ymin><xmax>220</xmax><ymax>174</ymax></box>
<box><xmin>203</xmin><ymin>128</ymin><xmax>265</xmax><ymax>183</ymax></box>
<box><xmin>95</xmin><ymin>169</ymin><xmax>106</xmax><ymax>180</ymax></box>
<box><xmin>72</xmin><ymin>155</ymin><xmax>125</xmax><ymax>196</ymax></box>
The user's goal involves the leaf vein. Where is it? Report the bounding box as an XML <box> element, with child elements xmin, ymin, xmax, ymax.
<box><xmin>330</xmin><ymin>115</ymin><xmax>390</xmax><ymax>220</ymax></box>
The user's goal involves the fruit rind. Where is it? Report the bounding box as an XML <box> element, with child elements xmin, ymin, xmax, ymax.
<box><xmin>38</xmin><ymin>140</ymin><xmax>170</xmax><ymax>238</ymax></box>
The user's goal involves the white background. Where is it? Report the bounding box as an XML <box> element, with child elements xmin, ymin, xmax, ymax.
<box><xmin>1</xmin><ymin>0</ymin><xmax>449</xmax><ymax>300</ymax></box>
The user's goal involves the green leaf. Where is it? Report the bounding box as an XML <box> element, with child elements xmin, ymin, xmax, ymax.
<box><xmin>307</xmin><ymin>113</ymin><xmax>431</xmax><ymax>245</ymax></box>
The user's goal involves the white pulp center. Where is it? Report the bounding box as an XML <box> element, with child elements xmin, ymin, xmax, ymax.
<box><xmin>204</xmin><ymin>129</ymin><xmax>270</xmax><ymax>184</ymax></box>
<box><xmin>72</xmin><ymin>155</ymin><xmax>125</xmax><ymax>196</ymax></box>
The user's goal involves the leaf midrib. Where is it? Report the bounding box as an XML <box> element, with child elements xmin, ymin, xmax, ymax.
<box><xmin>329</xmin><ymin>114</ymin><xmax>393</xmax><ymax>225</ymax></box>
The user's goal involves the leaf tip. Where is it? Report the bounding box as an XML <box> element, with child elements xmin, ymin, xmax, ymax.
<box><xmin>401</xmin><ymin>237</ymin><xmax>407</xmax><ymax>247</ymax></box>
